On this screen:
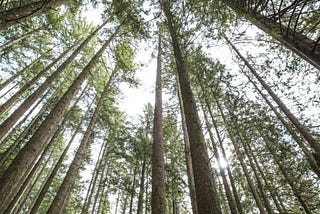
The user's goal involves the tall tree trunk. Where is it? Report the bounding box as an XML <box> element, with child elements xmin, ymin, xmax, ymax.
<box><xmin>137</xmin><ymin>152</ymin><xmax>147</xmax><ymax>214</ymax></box>
<box><xmin>14</xmin><ymin>147</ymin><xmax>55</xmax><ymax>214</ymax></box>
<box><xmin>46</xmin><ymin>68</ymin><xmax>116</xmax><ymax>214</ymax></box>
<box><xmin>0</xmin><ymin>0</ymin><xmax>70</xmax><ymax>30</ymax></box>
<box><xmin>4</xmin><ymin>126</ymin><xmax>60</xmax><ymax>213</ymax></box>
<box><xmin>225</xmin><ymin>1</ymin><xmax>320</xmax><ymax>70</ymax></box>
<box><xmin>151</xmin><ymin>35</ymin><xmax>166</xmax><ymax>214</ymax></box>
<box><xmin>236</xmin><ymin>127</ymin><xmax>275</xmax><ymax>214</ymax></box>
<box><xmin>129</xmin><ymin>160</ymin><xmax>138</xmax><ymax>214</ymax></box>
<box><xmin>162</xmin><ymin>2</ymin><xmax>222</xmax><ymax>213</ymax></box>
<box><xmin>91</xmin><ymin>154</ymin><xmax>109</xmax><ymax>214</ymax></box>
<box><xmin>114</xmin><ymin>190</ymin><xmax>120</xmax><ymax>214</ymax></box>
<box><xmin>196</xmin><ymin>74</ymin><xmax>238</xmax><ymax>214</ymax></box>
<box><xmin>30</xmin><ymin>89</ymin><xmax>93</xmax><ymax>214</ymax></box>
<box><xmin>226</xmin><ymin>38</ymin><xmax>320</xmax><ymax>159</ymax></box>
<box><xmin>177</xmin><ymin>81</ymin><xmax>198</xmax><ymax>214</ymax></box>
<box><xmin>0</xmin><ymin>19</ymin><xmax>109</xmax><ymax>139</ymax></box>
<box><xmin>0</xmin><ymin>27</ymin><xmax>119</xmax><ymax>211</ymax></box>
<box><xmin>245</xmin><ymin>140</ymin><xmax>286</xmax><ymax>213</ymax></box>
<box><xmin>0</xmin><ymin>82</ymin><xmax>56</xmax><ymax>163</ymax></box>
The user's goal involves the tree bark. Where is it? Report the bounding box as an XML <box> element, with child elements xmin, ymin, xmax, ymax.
<box><xmin>151</xmin><ymin>35</ymin><xmax>166</xmax><ymax>214</ymax></box>
<box><xmin>0</xmin><ymin>0</ymin><xmax>70</xmax><ymax>30</ymax></box>
<box><xmin>177</xmin><ymin>81</ymin><xmax>198</xmax><ymax>214</ymax></box>
<box><xmin>211</xmin><ymin>96</ymin><xmax>244</xmax><ymax>214</ymax></box>
<box><xmin>137</xmin><ymin>152</ymin><xmax>147</xmax><ymax>214</ymax></box>
<box><xmin>4</xmin><ymin>127</ymin><xmax>59</xmax><ymax>213</ymax></box>
<box><xmin>201</xmin><ymin>103</ymin><xmax>238</xmax><ymax>214</ymax></box>
<box><xmin>162</xmin><ymin>2</ymin><xmax>222</xmax><ymax>213</ymax></box>
<box><xmin>0</xmin><ymin>28</ymin><xmax>41</xmax><ymax>51</ymax></box>
<box><xmin>80</xmin><ymin>133</ymin><xmax>106</xmax><ymax>214</ymax></box>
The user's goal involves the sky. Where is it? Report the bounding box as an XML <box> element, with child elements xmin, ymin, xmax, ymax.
<box><xmin>82</xmin><ymin>5</ymin><xmax>156</xmax><ymax>120</ymax></box>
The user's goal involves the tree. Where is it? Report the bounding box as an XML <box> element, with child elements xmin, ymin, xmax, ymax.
<box><xmin>0</xmin><ymin>24</ymin><xmax>121</xmax><ymax>211</ymax></box>
<box><xmin>151</xmin><ymin>34</ymin><xmax>166</xmax><ymax>214</ymax></box>
<box><xmin>161</xmin><ymin>1</ymin><xmax>222</xmax><ymax>212</ymax></box>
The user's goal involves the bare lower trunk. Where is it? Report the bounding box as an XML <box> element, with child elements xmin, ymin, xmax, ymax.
<box><xmin>151</xmin><ymin>35</ymin><xmax>166</xmax><ymax>214</ymax></box>
<box><xmin>177</xmin><ymin>81</ymin><xmax>198</xmax><ymax>214</ymax></box>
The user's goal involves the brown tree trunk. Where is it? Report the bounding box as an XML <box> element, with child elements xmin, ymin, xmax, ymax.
<box><xmin>162</xmin><ymin>2</ymin><xmax>222</xmax><ymax>212</ymax></box>
<box><xmin>0</xmin><ymin>27</ymin><xmax>41</xmax><ymax>51</ymax></box>
<box><xmin>227</xmin><ymin>39</ymin><xmax>320</xmax><ymax>159</ymax></box>
<box><xmin>237</xmin><ymin>130</ymin><xmax>275</xmax><ymax>214</ymax></box>
<box><xmin>4</xmin><ymin>127</ymin><xmax>59</xmax><ymax>213</ymax></box>
<box><xmin>80</xmin><ymin>134</ymin><xmax>107</xmax><ymax>214</ymax></box>
<box><xmin>137</xmin><ymin>151</ymin><xmax>147</xmax><ymax>214</ymax></box>
<box><xmin>0</xmin><ymin>0</ymin><xmax>70</xmax><ymax>30</ymax></box>
<box><xmin>177</xmin><ymin>81</ymin><xmax>198</xmax><ymax>214</ymax></box>
<box><xmin>246</xmin><ymin>140</ymin><xmax>286</xmax><ymax>213</ymax></box>
<box><xmin>129</xmin><ymin>160</ymin><xmax>138</xmax><ymax>214</ymax></box>
<box><xmin>0</xmin><ymin>85</ymin><xmax>52</xmax><ymax>163</ymax></box>
<box><xmin>196</xmin><ymin>73</ymin><xmax>238</xmax><ymax>214</ymax></box>
<box><xmin>46</xmin><ymin>67</ymin><xmax>116</xmax><ymax>213</ymax></box>
<box><xmin>0</xmin><ymin>28</ymin><xmax>119</xmax><ymax>211</ymax></box>
<box><xmin>0</xmin><ymin>19</ymin><xmax>109</xmax><ymax>139</ymax></box>
<box><xmin>151</xmin><ymin>35</ymin><xmax>166</xmax><ymax>214</ymax></box>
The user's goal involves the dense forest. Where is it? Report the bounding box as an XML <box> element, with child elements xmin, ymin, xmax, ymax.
<box><xmin>0</xmin><ymin>0</ymin><xmax>319</xmax><ymax>213</ymax></box>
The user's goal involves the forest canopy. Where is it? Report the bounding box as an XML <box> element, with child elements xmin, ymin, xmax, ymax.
<box><xmin>0</xmin><ymin>0</ymin><xmax>319</xmax><ymax>213</ymax></box>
